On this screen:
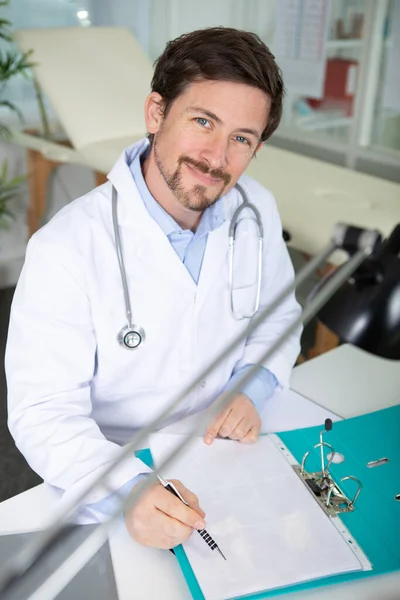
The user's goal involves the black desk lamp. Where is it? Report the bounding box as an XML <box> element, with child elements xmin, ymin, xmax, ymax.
<box><xmin>316</xmin><ymin>224</ymin><xmax>400</xmax><ymax>359</ymax></box>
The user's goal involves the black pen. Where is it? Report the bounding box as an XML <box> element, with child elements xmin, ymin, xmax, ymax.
<box><xmin>157</xmin><ymin>474</ymin><xmax>227</xmax><ymax>560</ymax></box>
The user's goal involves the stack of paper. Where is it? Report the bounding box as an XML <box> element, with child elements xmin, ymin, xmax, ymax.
<box><xmin>149</xmin><ymin>433</ymin><xmax>363</xmax><ymax>600</ymax></box>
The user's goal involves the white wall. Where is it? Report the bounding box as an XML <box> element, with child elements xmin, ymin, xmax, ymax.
<box><xmin>87</xmin><ymin>0</ymin><xmax>152</xmax><ymax>55</ymax></box>
<box><xmin>148</xmin><ymin>0</ymin><xmax>275</xmax><ymax>60</ymax></box>
<box><xmin>0</xmin><ymin>140</ymin><xmax>95</xmax><ymax>288</ymax></box>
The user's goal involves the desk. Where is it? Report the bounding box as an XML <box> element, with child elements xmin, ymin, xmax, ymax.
<box><xmin>0</xmin><ymin>345</ymin><xmax>399</xmax><ymax>599</ymax></box>
<box><xmin>291</xmin><ymin>344</ymin><xmax>400</xmax><ymax>418</ymax></box>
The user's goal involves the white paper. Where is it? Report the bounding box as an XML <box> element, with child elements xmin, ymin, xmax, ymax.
<box><xmin>274</xmin><ymin>0</ymin><xmax>331</xmax><ymax>98</ymax></box>
<box><xmin>149</xmin><ymin>434</ymin><xmax>362</xmax><ymax>600</ymax></box>
<box><xmin>161</xmin><ymin>388</ymin><xmax>341</xmax><ymax>437</ymax></box>
<box><xmin>383</xmin><ymin>0</ymin><xmax>400</xmax><ymax>111</ymax></box>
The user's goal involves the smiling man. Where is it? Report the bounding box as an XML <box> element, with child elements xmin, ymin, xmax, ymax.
<box><xmin>144</xmin><ymin>80</ymin><xmax>267</xmax><ymax>227</ymax></box>
<box><xmin>6</xmin><ymin>28</ymin><xmax>302</xmax><ymax>550</ymax></box>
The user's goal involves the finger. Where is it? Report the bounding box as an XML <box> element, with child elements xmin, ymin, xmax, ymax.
<box><xmin>216</xmin><ymin>394</ymin><xmax>256</xmax><ymax>439</ymax></box>
<box><xmin>204</xmin><ymin>407</ymin><xmax>232</xmax><ymax>445</ymax></box>
<box><xmin>154</xmin><ymin>508</ymin><xmax>194</xmax><ymax>546</ymax></box>
<box><xmin>252</xmin><ymin>417</ymin><xmax>261</xmax><ymax>438</ymax></box>
<box><xmin>194</xmin><ymin>503</ymin><xmax>206</xmax><ymax>519</ymax></box>
<box><xmin>125</xmin><ymin>488</ymin><xmax>196</xmax><ymax>549</ymax></box>
<box><xmin>155</xmin><ymin>486</ymin><xmax>206</xmax><ymax>530</ymax></box>
<box><xmin>171</xmin><ymin>480</ymin><xmax>206</xmax><ymax>518</ymax></box>
<box><xmin>241</xmin><ymin>422</ymin><xmax>261</xmax><ymax>444</ymax></box>
<box><xmin>218</xmin><ymin>409</ymin><xmax>243</xmax><ymax>439</ymax></box>
<box><xmin>135</xmin><ymin>508</ymin><xmax>193</xmax><ymax>549</ymax></box>
<box><xmin>229</xmin><ymin>418</ymin><xmax>252</xmax><ymax>441</ymax></box>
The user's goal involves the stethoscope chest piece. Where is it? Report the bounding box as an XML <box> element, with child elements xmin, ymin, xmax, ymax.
<box><xmin>117</xmin><ymin>324</ymin><xmax>146</xmax><ymax>350</ymax></box>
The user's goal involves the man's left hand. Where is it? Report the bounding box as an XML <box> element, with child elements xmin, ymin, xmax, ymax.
<box><xmin>203</xmin><ymin>393</ymin><xmax>261</xmax><ymax>445</ymax></box>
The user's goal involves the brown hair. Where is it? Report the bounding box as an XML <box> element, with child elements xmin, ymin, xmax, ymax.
<box><xmin>149</xmin><ymin>27</ymin><xmax>285</xmax><ymax>143</ymax></box>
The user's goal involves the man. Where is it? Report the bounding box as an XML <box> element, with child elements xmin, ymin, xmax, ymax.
<box><xmin>6</xmin><ymin>27</ymin><xmax>301</xmax><ymax>550</ymax></box>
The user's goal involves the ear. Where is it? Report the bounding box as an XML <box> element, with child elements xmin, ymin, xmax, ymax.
<box><xmin>144</xmin><ymin>92</ymin><xmax>165</xmax><ymax>135</ymax></box>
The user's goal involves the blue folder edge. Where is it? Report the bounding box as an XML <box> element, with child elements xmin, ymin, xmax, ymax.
<box><xmin>136</xmin><ymin>404</ymin><xmax>400</xmax><ymax>599</ymax></box>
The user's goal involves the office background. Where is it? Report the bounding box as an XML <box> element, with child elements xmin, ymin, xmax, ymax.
<box><xmin>0</xmin><ymin>0</ymin><xmax>399</xmax><ymax>502</ymax></box>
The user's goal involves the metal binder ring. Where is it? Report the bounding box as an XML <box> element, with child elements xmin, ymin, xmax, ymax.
<box><xmin>340</xmin><ymin>476</ymin><xmax>363</xmax><ymax>507</ymax></box>
<box><xmin>325</xmin><ymin>475</ymin><xmax>362</xmax><ymax>510</ymax></box>
<box><xmin>301</xmin><ymin>442</ymin><xmax>336</xmax><ymax>475</ymax></box>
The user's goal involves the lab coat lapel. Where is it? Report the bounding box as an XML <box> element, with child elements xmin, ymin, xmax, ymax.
<box><xmin>196</xmin><ymin>185</ymin><xmax>241</xmax><ymax>311</ymax></box>
<box><xmin>195</xmin><ymin>221</ymin><xmax>230</xmax><ymax>312</ymax></box>
<box><xmin>106</xmin><ymin>141</ymin><xmax>241</xmax><ymax>291</ymax></box>
<box><xmin>130</xmin><ymin>225</ymin><xmax>197</xmax><ymax>290</ymax></box>
<box><xmin>107</xmin><ymin>143</ymin><xmax>151</xmax><ymax>230</ymax></box>
<box><xmin>107</xmin><ymin>148</ymin><xmax>196</xmax><ymax>289</ymax></box>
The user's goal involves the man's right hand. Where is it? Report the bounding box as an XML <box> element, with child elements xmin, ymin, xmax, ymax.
<box><xmin>124</xmin><ymin>479</ymin><xmax>206</xmax><ymax>549</ymax></box>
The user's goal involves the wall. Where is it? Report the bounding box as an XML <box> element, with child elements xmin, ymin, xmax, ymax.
<box><xmin>0</xmin><ymin>140</ymin><xmax>95</xmax><ymax>288</ymax></box>
<box><xmin>148</xmin><ymin>0</ymin><xmax>275</xmax><ymax>60</ymax></box>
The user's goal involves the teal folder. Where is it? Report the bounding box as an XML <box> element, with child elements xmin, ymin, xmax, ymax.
<box><xmin>136</xmin><ymin>405</ymin><xmax>400</xmax><ymax>599</ymax></box>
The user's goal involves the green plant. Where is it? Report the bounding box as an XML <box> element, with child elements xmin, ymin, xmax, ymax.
<box><xmin>0</xmin><ymin>160</ymin><xmax>24</xmax><ymax>228</ymax></box>
<box><xmin>0</xmin><ymin>0</ymin><xmax>35</xmax><ymax>138</ymax></box>
<box><xmin>0</xmin><ymin>0</ymin><xmax>33</xmax><ymax>226</ymax></box>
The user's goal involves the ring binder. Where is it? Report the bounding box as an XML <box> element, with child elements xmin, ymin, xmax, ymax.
<box><xmin>160</xmin><ymin>406</ymin><xmax>399</xmax><ymax>599</ymax></box>
<box><xmin>294</xmin><ymin>419</ymin><xmax>363</xmax><ymax>517</ymax></box>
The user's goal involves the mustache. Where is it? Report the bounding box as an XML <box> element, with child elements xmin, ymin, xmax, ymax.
<box><xmin>178</xmin><ymin>156</ymin><xmax>231</xmax><ymax>185</ymax></box>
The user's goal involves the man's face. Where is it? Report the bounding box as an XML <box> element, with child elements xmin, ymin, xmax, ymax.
<box><xmin>145</xmin><ymin>80</ymin><xmax>271</xmax><ymax>212</ymax></box>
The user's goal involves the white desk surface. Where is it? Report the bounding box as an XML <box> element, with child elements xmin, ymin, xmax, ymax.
<box><xmin>0</xmin><ymin>345</ymin><xmax>399</xmax><ymax>599</ymax></box>
<box><xmin>290</xmin><ymin>344</ymin><xmax>400</xmax><ymax>418</ymax></box>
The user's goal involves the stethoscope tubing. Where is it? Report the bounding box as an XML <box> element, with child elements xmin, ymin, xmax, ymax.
<box><xmin>229</xmin><ymin>182</ymin><xmax>264</xmax><ymax>319</ymax></box>
<box><xmin>112</xmin><ymin>181</ymin><xmax>264</xmax><ymax>347</ymax></box>
<box><xmin>112</xmin><ymin>185</ymin><xmax>134</xmax><ymax>329</ymax></box>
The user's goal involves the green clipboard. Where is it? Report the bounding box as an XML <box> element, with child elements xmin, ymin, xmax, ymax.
<box><xmin>136</xmin><ymin>405</ymin><xmax>400</xmax><ymax>599</ymax></box>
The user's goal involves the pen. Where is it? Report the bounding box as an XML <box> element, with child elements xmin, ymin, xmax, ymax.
<box><xmin>157</xmin><ymin>474</ymin><xmax>227</xmax><ymax>560</ymax></box>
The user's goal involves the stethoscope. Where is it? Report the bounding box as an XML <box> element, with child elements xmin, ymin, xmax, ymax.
<box><xmin>112</xmin><ymin>185</ymin><xmax>146</xmax><ymax>350</ymax></box>
<box><xmin>112</xmin><ymin>182</ymin><xmax>264</xmax><ymax>350</ymax></box>
<box><xmin>229</xmin><ymin>182</ymin><xmax>264</xmax><ymax>320</ymax></box>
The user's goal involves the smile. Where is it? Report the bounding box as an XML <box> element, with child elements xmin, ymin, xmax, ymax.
<box><xmin>185</xmin><ymin>163</ymin><xmax>224</xmax><ymax>185</ymax></box>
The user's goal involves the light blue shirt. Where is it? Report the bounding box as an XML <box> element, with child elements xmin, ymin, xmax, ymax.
<box><xmin>131</xmin><ymin>148</ymin><xmax>225</xmax><ymax>285</ymax></box>
<box><xmin>87</xmin><ymin>148</ymin><xmax>278</xmax><ymax>517</ymax></box>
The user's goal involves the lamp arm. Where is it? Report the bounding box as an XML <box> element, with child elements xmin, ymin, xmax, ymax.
<box><xmin>0</xmin><ymin>226</ymin><xmax>379</xmax><ymax>599</ymax></box>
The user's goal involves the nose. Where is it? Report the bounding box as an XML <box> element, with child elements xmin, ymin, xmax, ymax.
<box><xmin>199</xmin><ymin>133</ymin><xmax>228</xmax><ymax>171</ymax></box>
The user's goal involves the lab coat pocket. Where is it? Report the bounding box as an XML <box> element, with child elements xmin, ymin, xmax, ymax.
<box><xmin>230</xmin><ymin>217</ymin><xmax>260</xmax><ymax>289</ymax></box>
<box><xmin>230</xmin><ymin>282</ymin><xmax>259</xmax><ymax>320</ymax></box>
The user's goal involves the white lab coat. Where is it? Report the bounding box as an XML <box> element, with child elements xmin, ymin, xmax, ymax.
<box><xmin>6</xmin><ymin>139</ymin><xmax>301</xmax><ymax>508</ymax></box>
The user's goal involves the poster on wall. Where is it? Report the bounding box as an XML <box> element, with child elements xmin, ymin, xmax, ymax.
<box><xmin>382</xmin><ymin>0</ymin><xmax>400</xmax><ymax>112</ymax></box>
<box><xmin>274</xmin><ymin>0</ymin><xmax>331</xmax><ymax>99</ymax></box>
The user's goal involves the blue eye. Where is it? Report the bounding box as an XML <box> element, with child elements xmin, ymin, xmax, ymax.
<box><xmin>196</xmin><ymin>117</ymin><xmax>210</xmax><ymax>127</ymax></box>
<box><xmin>235</xmin><ymin>135</ymin><xmax>250</xmax><ymax>145</ymax></box>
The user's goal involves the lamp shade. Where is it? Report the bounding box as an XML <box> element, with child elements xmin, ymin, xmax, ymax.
<box><xmin>317</xmin><ymin>224</ymin><xmax>400</xmax><ymax>360</ymax></box>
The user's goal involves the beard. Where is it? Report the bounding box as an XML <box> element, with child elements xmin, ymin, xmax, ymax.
<box><xmin>153</xmin><ymin>135</ymin><xmax>231</xmax><ymax>212</ymax></box>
